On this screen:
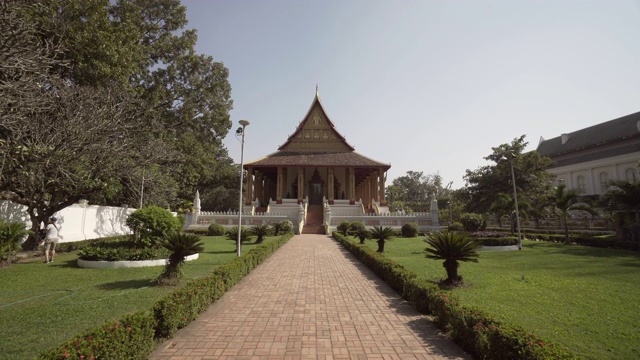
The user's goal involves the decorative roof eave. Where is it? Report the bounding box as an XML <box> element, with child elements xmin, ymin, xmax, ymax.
<box><xmin>277</xmin><ymin>91</ymin><xmax>355</xmax><ymax>151</ymax></box>
<box><xmin>244</xmin><ymin>151</ymin><xmax>391</xmax><ymax>170</ymax></box>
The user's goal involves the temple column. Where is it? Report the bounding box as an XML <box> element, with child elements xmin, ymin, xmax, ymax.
<box><xmin>349</xmin><ymin>167</ymin><xmax>356</xmax><ymax>205</ymax></box>
<box><xmin>297</xmin><ymin>167</ymin><xmax>304</xmax><ymax>204</ymax></box>
<box><xmin>364</xmin><ymin>176</ymin><xmax>370</xmax><ymax>208</ymax></box>
<box><xmin>379</xmin><ymin>168</ymin><xmax>386</xmax><ymax>206</ymax></box>
<box><xmin>255</xmin><ymin>171</ymin><xmax>263</xmax><ymax>207</ymax></box>
<box><xmin>328</xmin><ymin>167</ymin><xmax>335</xmax><ymax>204</ymax></box>
<box><xmin>277</xmin><ymin>167</ymin><xmax>283</xmax><ymax>204</ymax></box>
<box><xmin>245</xmin><ymin>167</ymin><xmax>253</xmax><ymax>205</ymax></box>
<box><xmin>370</xmin><ymin>174</ymin><xmax>376</xmax><ymax>205</ymax></box>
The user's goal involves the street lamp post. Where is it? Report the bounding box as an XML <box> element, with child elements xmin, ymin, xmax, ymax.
<box><xmin>507</xmin><ymin>156</ymin><xmax>523</xmax><ymax>250</ymax></box>
<box><xmin>236</xmin><ymin>120</ymin><xmax>250</xmax><ymax>257</ymax></box>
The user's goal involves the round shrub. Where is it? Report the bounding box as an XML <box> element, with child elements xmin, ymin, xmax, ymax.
<box><xmin>125</xmin><ymin>206</ymin><xmax>181</xmax><ymax>247</ymax></box>
<box><xmin>460</xmin><ymin>213</ymin><xmax>486</xmax><ymax>232</ymax></box>
<box><xmin>207</xmin><ymin>223</ymin><xmax>226</xmax><ymax>236</ymax></box>
<box><xmin>279</xmin><ymin>220</ymin><xmax>293</xmax><ymax>234</ymax></box>
<box><xmin>401</xmin><ymin>222</ymin><xmax>419</xmax><ymax>237</ymax></box>
<box><xmin>350</xmin><ymin>221</ymin><xmax>365</xmax><ymax>234</ymax></box>
<box><xmin>448</xmin><ymin>221</ymin><xmax>464</xmax><ymax>232</ymax></box>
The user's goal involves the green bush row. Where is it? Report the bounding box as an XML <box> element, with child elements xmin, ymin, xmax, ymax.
<box><xmin>39</xmin><ymin>233</ymin><xmax>293</xmax><ymax>360</ymax></box>
<box><xmin>526</xmin><ymin>233</ymin><xmax>638</xmax><ymax>251</ymax></box>
<box><xmin>78</xmin><ymin>245</ymin><xmax>169</xmax><ymax>261</ymax></box>
<box><xmin>55</xmin><ymin>236</ymin><xmax>130</xmax><ymax>253</ymax></box>
<box><xmin>475</xmin><ymin>237</ymin><xmax>518</xmax><ymax>246</ymax></box>
<box><xmin>332</xmin><ymin>232</ymin><xmax>575</xmax><ymax>360</ymax></box>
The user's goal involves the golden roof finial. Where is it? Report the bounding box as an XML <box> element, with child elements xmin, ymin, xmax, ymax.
<box><xmin>316</xmin><ymin>84</ymin><xmax>319</xmax><ymax>97</ymax></box>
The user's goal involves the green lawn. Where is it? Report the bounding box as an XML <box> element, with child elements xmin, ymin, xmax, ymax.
<box><xmin>358</xmin><ymin>237</ymin><xmax>640</xmax><ymax>360</ymax></box>
<box><xmin>0</xmin><ymin>236</ymin><xmax>269</xmax><ymax>360</ymax></box>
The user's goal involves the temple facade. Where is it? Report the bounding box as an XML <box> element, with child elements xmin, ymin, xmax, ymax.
<box><xmin>187</xmin><ymin>90</ymin><xmax>440</xmax><ymax>234</ymax></box>
<box><xmin>243</xmin><ymin>90</ymin><xmax>390</xmax><ymax>209</ymax></box>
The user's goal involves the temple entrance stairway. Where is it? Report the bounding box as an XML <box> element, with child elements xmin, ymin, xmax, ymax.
<box><xmin>302</xmin><ymin>205</ymin><xmax>324</xmax><ymax>234</ymax></box>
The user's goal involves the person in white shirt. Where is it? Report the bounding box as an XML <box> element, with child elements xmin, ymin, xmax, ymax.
<box><xmin>43</xmin><ymin>217</ymin><xmax>61</xmax><ymax>263</ymax></box>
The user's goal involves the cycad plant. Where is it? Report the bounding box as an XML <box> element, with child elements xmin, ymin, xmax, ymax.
<box><xmin>157</xmin><ymin>232</ymin><xmax>204</xmax><ymax>286</ymax></box>
<box><xmin>251</xmin><ymin>224</ymin><xmax>271</xmax><ymax>244</ymax></box>
<box><xmin>425</xmin><ymin>231</ymin><xmax>481</xmax><ymax>285</ymax></box>
<box><xmin>226</xmin><ymin>226</ymin><xmax>252</xmax><ymax>243</ymax></box>
<box><xmin>350</xmin><ymin>221</ymin><xmax>369</xmax><ymax>244</ymax></box>
<box><xmin>370</xmin><ymin>226</ymin><xmax>395</xmax><ymax>253</ymax></box>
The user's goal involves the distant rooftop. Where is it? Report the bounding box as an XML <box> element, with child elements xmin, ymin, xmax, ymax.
<box><xmin>536</xmin><ymin>111</ymin><xmax>640</xmax><ymax>157</ymax></box>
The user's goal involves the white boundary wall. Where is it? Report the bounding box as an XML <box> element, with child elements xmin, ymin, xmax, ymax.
<box><xmin>0</xmin><ymin>200</ymin><xmax>134</xmax><ymax>243</ymax></box>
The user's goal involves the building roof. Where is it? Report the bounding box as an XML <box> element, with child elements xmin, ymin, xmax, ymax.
<box><xmin>536</xmin><ymin>111</ymin><xmax>640</xmax><ymax>157</ymax></box>
<box><xmin>246</xmin><ymin>151</ymin><xmax>391</xmax><ymax>169</ymax></box>
<box><xmin>244</xmin><ymin>90</ymin><xmax>390</xmax><ymax>170</ymax></box>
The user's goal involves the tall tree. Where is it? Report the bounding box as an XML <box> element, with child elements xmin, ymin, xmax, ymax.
<box><xmin>386</xmin><ymin>171</ymin><xmax>443</xmax><ymax>212</ymax></box>
<box><xmin>30</xmin><ymin>0</ymin><xmax>235</xmax><ymax>209</ymax></box>
<box><xmin>0</xmin><ymin>0</ymin><xmax>178</xmax><ymax>248</ymax></box>
<box><xmin>463</xmin><ymin>135</ymin><xmax>554</xmax><ymax>216</ymax></box>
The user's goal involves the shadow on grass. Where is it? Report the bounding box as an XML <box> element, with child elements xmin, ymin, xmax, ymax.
<box><xmin>97</xmin><ymin>278</ymin><xmax>156</xmax><ymax>290</ymax></box>
<box><xmin>208</xmin><ymin>250</ymin><xmax>236</xmax><ymax>254</ymax></box>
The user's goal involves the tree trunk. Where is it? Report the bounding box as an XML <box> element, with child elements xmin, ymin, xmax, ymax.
<box><xmin>255</xmin><ymin>236</ymin><xmax>264</xmax><ymax>244</ymax></box>
<box><xmin>377</xmin><ymin>239</ymin><xmax>385</xmax><ymax>253</ymax></box>
<box><xmin>443</xmin><ymin>259</ymin><xmax>459</xmax><ymax>282</ymax></box>
<box><xmin>359</xmin><ymin>237</ymin><xmax>365</xmax><ymax>244</ymax></box>
<box><xmin>22</xmin><ymin>208</ymin><xmax>51</xmax><ymax>250</ymax></box>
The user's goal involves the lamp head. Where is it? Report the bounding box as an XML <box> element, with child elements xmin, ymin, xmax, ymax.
<box><xmin>239</xmin><ymin>120</ymin><xmax>250</xmax><ymax>127</ymax></box>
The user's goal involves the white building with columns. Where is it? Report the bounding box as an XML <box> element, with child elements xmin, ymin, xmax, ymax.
<box><xmin>536</xmin><ymin>111</ymin><xmax>640</xmax><ymax>196</ymax></box>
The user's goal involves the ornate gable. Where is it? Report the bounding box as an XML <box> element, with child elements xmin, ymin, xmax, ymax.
<box><xmin>278</xmin><ymin>92</ymin><xmax>355</xmax><ymax>152</ymax></box>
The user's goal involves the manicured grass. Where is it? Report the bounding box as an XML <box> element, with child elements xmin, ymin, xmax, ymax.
<box><xmin>357</xmin><ymin>237</ymin><xmax>640</xmax><ymax>360</ymax></box>
<box><xmin>0</xmin><ymin>236</ymin><xmax>271</xmax><ymax>359</ymax></box>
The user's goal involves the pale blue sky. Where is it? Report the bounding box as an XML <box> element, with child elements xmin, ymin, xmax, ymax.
<box><xmin>183</xmin><ymin>0</ymin><xmax>640</xmax><ymax>188</ymax></box>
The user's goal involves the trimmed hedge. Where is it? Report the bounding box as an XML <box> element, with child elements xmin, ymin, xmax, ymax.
<box><xmin>332</xmin><ymin>232</ymin><xmax>575</xmax><ymax>360</ymax></box>
<box><xmin>38</xmin><ymin>311</ymin><xmax>155</xmax><ymax>360</ymax></box>
<box><xmin>40</xmin><ymin>233</ymin><xmax>293</xmax><ymax>359</ymax></box>
<box><xmin>526</xmin><ymin>233</ymin><xmax>638</xmax><ymax>251</ymax></box>
<box><xmin>56</xmin><ymin>236</ymin><xmax>130</xmax><ymax>253</ymax></box>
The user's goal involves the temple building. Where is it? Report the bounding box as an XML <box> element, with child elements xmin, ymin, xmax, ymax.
<box><xmin>243</xmin><ymin>89</ymin><xmax>391</xmax><ymax>209</ymax></box>
<box><xmin>188</xmin><ymin>89</ymin><xmax>440</xmax><ymax>234</ymax></box>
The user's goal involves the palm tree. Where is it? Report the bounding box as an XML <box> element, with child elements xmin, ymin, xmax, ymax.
<box><xmin>370</xmin><ymin>226</ymin><xmax>394</xmax><ymax>253</ymax></box>
<box><xmin>157</xmin><ymin>232</ymin><xmax>204</xmax><ymax>285</ymax></box>
<box><xmin>251</xmin><ymin>224</ymin><xmax>271</xmax><ymax>244</ymax></box>
<box><xmin>599</xmin><ymin>179</ymin><xmax>640</xmax><ymax>241</ymax></box>
<box><xmin>553</xmin><ymin>183</ymin><xmax>598</xmax><ymax>244</ymax></box>
<box><xmin>424</xmin><ymin>231</ymin><xmax>481</xmax><ymax>284</ymax></box>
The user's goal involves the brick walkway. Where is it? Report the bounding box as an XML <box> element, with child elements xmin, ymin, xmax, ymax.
<box><xmin>149</xmin><ymin>234</ymin><xmax>470</xmax><ymax>360</ymax></box>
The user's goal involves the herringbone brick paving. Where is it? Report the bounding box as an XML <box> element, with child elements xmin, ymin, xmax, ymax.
<box><xmin>149</xmin><ymin>234</ymin><xmax>470</xmax><ymax>360</ymax></box>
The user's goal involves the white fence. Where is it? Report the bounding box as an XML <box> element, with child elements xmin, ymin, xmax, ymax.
<box><xmin>0</xmin><ymin>200</ymin><xmax>134</xmax><ymax>243</ymax></box>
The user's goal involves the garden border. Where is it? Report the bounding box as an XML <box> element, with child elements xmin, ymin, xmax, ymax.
<box><xmin>77</xmin><ymin>254</ymin><xmax>199</xmax><ymax>269</ymax></box>
<box><xmin>332</xmin><ymin>232</ymin><xmax>575</xmax><ymax>360</ymax></box>
<box><xmin>38</xmin><ymin>233</ymin><xmax>294</xmax><ymax>359</ymax></box>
